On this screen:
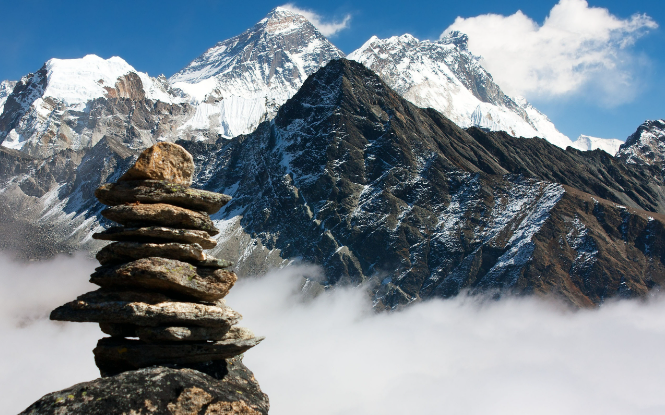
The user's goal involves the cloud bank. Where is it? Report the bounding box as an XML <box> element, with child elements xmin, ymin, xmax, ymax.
<box><xmin>3</xmin><ymin>256</ymin><xmax>665</xmax><ymax>414</ymax></box>
<box><xmin>444</xmin><ymin>0</ymin><xmax>657</xmax><ymax>105</ymax></box>
<box><xmin>279</xmin><ymin>3</ymin><xmax>351</xmax><ymax>37</ymax></box>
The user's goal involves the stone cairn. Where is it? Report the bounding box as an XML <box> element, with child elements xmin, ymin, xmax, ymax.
<box><xmin>50</xmin><ymin>142</ymin><xmax>263</xmax><ymax>377</ymax></box>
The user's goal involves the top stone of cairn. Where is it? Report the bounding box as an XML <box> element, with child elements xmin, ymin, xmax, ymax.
<box><xmin>119</xmin><ymin>142</ymin><xmax>195</xmax><ymax>185</ymax></box>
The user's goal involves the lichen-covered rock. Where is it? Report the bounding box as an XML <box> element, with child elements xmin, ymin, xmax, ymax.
<box><xmin>19</xmin><ymin>358</ymin><xmax>269</xmax><ymax>415</ymax></box>
<box><xmin>50</xmin><ymin>290</ymin><xmax>242</xmax><ymax>328</ymax></box>
<box><xmin>96</xmin><ymin>241</ymin><xmax>207</xmax><ymax>265</ymax></box>
<box><xmin>118</xmin><ymin>142</ymin><xmax>195</xmax><ymax>185</ymax></box>
<box><xmin>101</xmin><ymin>203</ymin><xmax>218</xmax><ymax>235</ymax></box>
<box><xmin>93</xmin><ymin>226</ymin><xmax>218</xmax><ymax>248</ymax></box>
<box><xmin>95</xmin><ymin>180</ymin><xmax>232</xmax><ymax>214</ymax></box>
<box><xmin>91</xmin><ymin>257</ymin><xmax>237</xmax><ymax>301</ymax></box>
<box><xmin>94</xmin><ymin>336</ymin><xmax>264</xmax><ymax>376</ymax></box>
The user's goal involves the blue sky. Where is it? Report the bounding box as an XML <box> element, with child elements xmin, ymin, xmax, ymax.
<box><xmin>0</xmin><ymin>0</ymin><xmax>662</xmax><ymax>141</ymax></box>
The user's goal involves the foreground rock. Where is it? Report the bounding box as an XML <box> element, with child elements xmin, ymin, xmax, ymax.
<box><xmin>50</xmin><ymin>290</ymin><xmax>241</xmax><ymax>328</ymax></box>
<box><xmin>118</xmin><ymin>142</ymin><xmax>195</xmax><ymax>185</ymax></box>
<box><xmin>19</xmin><ymin>359</ymin><xmax>269</xmax><ymax>415</ymax></box>
<box><xmin>91</xmin><ymin>257</ymin><xmax>237</xmax><ymax>301</ymax></box>
<box><xmin>94</xmin><ymin>336</ymin><xmax>265</xmax><ymax>376</ymax></box>
<box><xmin>101</xmin><ymin>203</ymin><xmax>218</xmax><ymax>235</ymax></box>
<box><xmin>42</xmin><ymin>142</ymin><xmax>264</xmax><ymax>410</ymax></box>
<box><xmin>95</xmin><ymin>180</ymin><xmax>231</xmax><ymax>214</ymax></box>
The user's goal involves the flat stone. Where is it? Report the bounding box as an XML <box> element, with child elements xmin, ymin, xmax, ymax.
<box><xmin>93</xmin><ymin>226</ymin><xmax>217</xmax><ymax>248</ymax></box>
<box><xmin>98</xmin><ymin>324</ymin><xmax>254</xmax><ymax>342</ymax></box>
<box><xmin>93</xmin><ymin>336</ymin><xmax>264</xmax><ymax>373</ymax></box>
<box><xmin>96</xmin><ymin>242</ymin><xmax>207</xmax><ymax>266</ymax></box>
<box><xmin>118</xmin><ymin>142</ymin><xmax>195</xmax><ymax>186</ymax></box>
<box><xmin>95</xmin><ymin>180</ymin><xmax>231</xmax><ymax>214</ymax></box>
<box><xmin>91</xmin><ymin>257</ymin><xmax>237</xmax><ymax>301</ymax></box>
<box><xmin>50</xmin><ymin>290</ymin><xmax>241</xmax><ymax>328</ymax></box>
<box><xmin>19</xmin><ymin>360</ymin><xmax>269</xmax><ymax>414</ymax></box>
<box><xmin>101</xmin><ymin>203</ymin><xmax>218</xmax><ymax>235</ymax></box>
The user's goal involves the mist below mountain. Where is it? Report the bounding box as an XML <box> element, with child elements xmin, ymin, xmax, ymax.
<box><xmin>2</xmin><ymin>253</ymin><xmax>664</xmax><ymax>415</ymax></box>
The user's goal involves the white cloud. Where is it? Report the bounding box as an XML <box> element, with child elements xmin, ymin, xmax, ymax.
<box><xmin>443</xmin><ymin>0</ymin><xmax>657</xmax><ymax>105</ymax></box>
<box><xmin>279</xmin><ymin>4</ymin><xmax>351</xmax><ymax>37</ymax></box>
<box><xmin>0</xmin><ymin>253</ymin><xmax>101</xmax><ymax>415</ymax></box>
<box><xmin>4</xmin><ymin>256</ymin><xmax>665</xmax><ymax>414</ymax></box>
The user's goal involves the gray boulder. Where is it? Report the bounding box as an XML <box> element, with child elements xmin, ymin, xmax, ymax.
<box><xmin>19</xmin><ymin>357</ymin><xmax>269</xmax><ymax>414</ymax></box>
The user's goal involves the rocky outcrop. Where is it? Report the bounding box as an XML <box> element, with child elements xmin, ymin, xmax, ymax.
<box><xmin>19</xmin><ymin>359</ymin><xmax>269</xmax><ymax>415</ymax></box>
<box><xmin>32</xmin><ymin>142</ymin><xmax>267</xmax><ymax>413</ymax></box>
<box><xmin>617</xmin><ymin>119</ymin><xmax>665</xmax><ymax>168</ymax></box>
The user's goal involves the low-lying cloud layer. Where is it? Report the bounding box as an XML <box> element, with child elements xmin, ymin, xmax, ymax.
<box><xmin>444</xmin><ymin>0</ymin><xmax>657</xmax><ymax>105</ymax></box>
<box><xmin>2</xmin><ymin>255</ymin><xmax>665</xmax><ymax>414</ymax></box>
<box><xmin>279</xmin><ymin>3</ymin><xmax>351</xmax><ymax>37</ymax></box>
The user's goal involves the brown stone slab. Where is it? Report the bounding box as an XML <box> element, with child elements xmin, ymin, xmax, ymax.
<box><xmin>96</xmin><ymin>242</ymin><xmax>207</xmax><ymax>266</ymax></box>
<box><xmin>94</xmin><ymin>336</ymin><xmax>264</xmax><ymax>373</ymax></box>
<box><xmin>95</xmin><ymin>180</ymin><xmax>231</xmax><ymax>214</ymax></box>
<box><xmin>50</xmin><ymin>290</ymin><xmax>241</xmax><ymax>328</ymax></box>
<box><xmin>93</xmin><ymin>226</ymin><xmax>217</xmax><ymax>249</ymax></box>
<box><xmin>101</xmin><ymin>203</ymin><xmax>218</xmax><ymax>235</ymax></box>
<box><xmin>90</xmin><ymin>257</ymin><xmax>236</xmax><ymax>301</ymax></box>
<box><xmin>118</xmin><ymin>142</ymin><xmax>195</xmax><ymax>186</ymax></box>
<box><xmin>98</xmin><ymin>324</ymin><xmax>254</xmax><ymax>342</ymax></box>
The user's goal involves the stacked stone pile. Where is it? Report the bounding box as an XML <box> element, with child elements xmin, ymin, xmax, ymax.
<box><xmin>50</xmin><ymin>142</ymin><xmax>263</xmax><ymax>377</ymax></box>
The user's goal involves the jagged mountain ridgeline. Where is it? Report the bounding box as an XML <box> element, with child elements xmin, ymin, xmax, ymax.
<box><xmin>1</xmin><ymin>7</ymin><xmax>665</xmax><ymax>308</ymax></box>
<box><xmin>3</xmin><ymin>57</ymin><xmax>665</xmax><ymax>309</ymax></box>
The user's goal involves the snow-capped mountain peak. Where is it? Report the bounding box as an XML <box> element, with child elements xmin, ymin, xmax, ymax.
<box><xmin>571</xmin><ymin>135</ymin><xmax>624</xmax><ymax>155</ymax></box>
<box><xmin>617</xmin><ymin>119</ymin><xmax>665</xmax><ymax>166</ymax></box>
<box><xmin>42</xmin><ymin>55</ymin><xmax>181</xmax><ymax>106</ymax></box>
<box><xmin>43</xmin><ymin>55</ymin><xmax>136</xmax><ymax>106</ymax></box>
<box><xmin>168</xmin><ymin>7</ymin><xmax>345</xmax><ymax>138</ymax></box>
<box><xmin>348</xmin><ymin>32</ymin><xmax>574</xmax><ymax>149</ymax></box>
<box><xmin>0</xmin><ymin>55</ymin><xmax>188</xmax><ymax>154</ymax></box>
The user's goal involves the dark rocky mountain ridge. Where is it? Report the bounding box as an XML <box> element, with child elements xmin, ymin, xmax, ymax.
<box><xmin>2</xmin><ymin>59</ymin><xmax>664</xmax><ymax>308</ymax></box>
<box><xmin>180</xmin><ymin>59</ymin><xmax>665</xmax><ymax>308</ymax></box>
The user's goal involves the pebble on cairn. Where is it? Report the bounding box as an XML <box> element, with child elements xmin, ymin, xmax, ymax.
<box><xmin>50</xmin><ymin>142</ymin><xmax>263</xmax><ymax>377</ymax></box>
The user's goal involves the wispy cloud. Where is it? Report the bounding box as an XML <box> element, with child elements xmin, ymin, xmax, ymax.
<box><xmin>279</xmin><ymin>4</ymin><xmax>351</xmax><ymax>37</ymax></box>
<box><xmin>443</xmin><ymin>0</ymin><xmax>657</xmax><ymax>106</ymax></box>
<box><xmin>4</xmin><ymin>256</ymin><xmax>665</xmax><ymax>414</ymax></box>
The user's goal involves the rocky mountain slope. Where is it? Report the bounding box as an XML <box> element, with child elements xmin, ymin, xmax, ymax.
<box><xmin>0</xmin><ymin>9</ymin><xmax>663</xmax><ymax>309</ymax></box>
<box><xmin>0</xmin><ymin>7</ymin><xmax>608</xmax><ymax>159</ymax></box>
<box><xmin>0</xmin><ymin>55</ymin><xmax>191</xmax><ymax>158</ymax></box>
<box><xmin>347</xmin><ymin>33</ymin><xmax>574</xmax><ymax>148</ymax></box>
<box><xmin>0</xmin><ymin>80</ymin><xmax>16</xmax><ymax>114</ymax></box>
<box><xmin>170</xmin><ymin>7</ymin><xmax>345</xmax><ymax>139</ymax></box>
<box><xmin>1</xmin><ymin>56</ymin><xmax>664</xmax><ymax>308</ymax></box>
<box><xmin>177</xmin><ymin>59</ymin><xmax>664</xmax><ymax>308</ymax></box>
<box><xmin>617</xmin><ymin>119</ymin><xmax>665</xmax><ymax>167</ymax></box>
